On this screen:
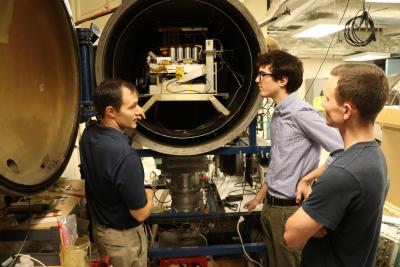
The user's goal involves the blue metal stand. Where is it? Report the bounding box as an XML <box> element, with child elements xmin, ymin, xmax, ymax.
<box><xmin>148</xmin><ymin>243</ymin><xmax>266</xmax><ymax>257</ymax></box>
<box><xmin>144</xmin><ymin>118</ymin><xmax>270</xmax><ymax>266</ymax></box>
<box><xmin>138</xmin><ymin>119</ymin><xmax>270</xmax><ymax>157</ymax></box>
<box><xmin>77</xmin><ymin>28</ymin><xmax>97</xmax><ymax>122</ymax></box>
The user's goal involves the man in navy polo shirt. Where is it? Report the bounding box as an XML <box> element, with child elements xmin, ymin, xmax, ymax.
<box><xmin>80</xmin><ymin>78</ymin><xmax>154</xmax><ymax>267</ymax></box>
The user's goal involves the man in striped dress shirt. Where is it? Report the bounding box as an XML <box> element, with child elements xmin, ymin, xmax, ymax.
<box><xmin>244</xmin><ymin>50</ymin><xmax>343</xmax><ymax>267</ymax></box>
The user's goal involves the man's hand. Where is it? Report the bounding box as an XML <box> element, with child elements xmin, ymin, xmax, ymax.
<box><xmin>296</xmin><ymin>179</ymin><xmax>312</xmax><ymax>204</ymax></box>
<box><xmin>313</xmin><ymin>226</ymin><xmax>327</xmax><ymax>238</ymax></box>
<box><xmin>244</xmin><ymin>182</ymin><xmax>268</xmax><ymax>211</ymax></box>
<box><xmin>295</xmin><ymin>164</ymin><xmax>327</xmax><ymax>203</ymax></box>
<box><xmin>244</xmin><ymin>195</ymin><xmax>263</xmax><ymax>211</ymax></box>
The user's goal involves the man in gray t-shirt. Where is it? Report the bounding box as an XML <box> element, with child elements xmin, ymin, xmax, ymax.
<box><xmin>284</xmin><ymin>63</ymin><xmax>389</xmax><ymax>267</ymax></box>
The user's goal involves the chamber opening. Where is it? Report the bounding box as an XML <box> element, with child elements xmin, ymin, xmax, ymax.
<box><xmin>96</xmin><ymin>0</ymin><xmax>266</xmax><ymax>154</ymax></box>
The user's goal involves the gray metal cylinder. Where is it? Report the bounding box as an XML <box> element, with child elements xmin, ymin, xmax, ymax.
<box><xmin>169</xmin><ymin>47</ymin><xmax>176</xmax><ymax>62</ymax></box>
<box><xmin>171</xmin><ymin>173</ymin><xmax>202</xmax><ymax>212</ymax></box>
<box><xmin>184</xmin><ymin>46</ymin><xmax>192</xmax><ymax>60</ymax></box>
<box><xmin>192</xmin><ymin>46</ymin><xmax>200</xmax><ymax>62</ymax></box>
<box><xmin>176</xmin><ymin>46</ymin><xmax>184</xmax><ymax>62</ymax></box>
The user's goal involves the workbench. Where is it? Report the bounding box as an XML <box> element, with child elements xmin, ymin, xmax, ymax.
<box><xmin>0</xmin><ymin>179</ymin><xmax>85</xmax><ymax>266</ymax></box>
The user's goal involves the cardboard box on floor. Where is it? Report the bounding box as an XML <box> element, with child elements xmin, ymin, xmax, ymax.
<box><xmin>376</xmin><ymin>106</ymin><xmax>400</xmax><ymax>209</ymax></box>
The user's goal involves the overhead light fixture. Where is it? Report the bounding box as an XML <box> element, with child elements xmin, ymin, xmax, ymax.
<box><xmin>292</xmin><ymin>19</ymin><xmax>344</xmax><ymax>38</ymax></box>
<box><xmin>343</xmin><ymin>52</ymin><xmax>391</xmax><ymax>61</ymax></box>
<box><xmin>365</xmin><ymin>0</ymin><xmax>400</xmax><ymax>3</ymax></box>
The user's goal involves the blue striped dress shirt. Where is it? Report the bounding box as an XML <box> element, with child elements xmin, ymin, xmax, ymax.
<box><xmin>266</xmin><ymin>93</ymin><xmax>343</xmax><ymax>199</ymax></box>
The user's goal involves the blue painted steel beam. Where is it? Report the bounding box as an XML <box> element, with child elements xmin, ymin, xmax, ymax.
<box><xmin>137</xmin><ymin>145</ymin><xmax>270</xmax><ymax>157</ymax></box>
<box><xmin>136</xmin><ymin>117</ymin><xmax>271</xmax><ymax>157</ymax></box>
<box><xmin>149</xmin><ymin>211</ymin><xmax>216</xmax><ymax>219</ymax></box>
<box><xmin>77</xmin><ymin>28</ymin><xmax>94</xmax><ymax>106</ymax></box>
<box><xmin>249</xmin><ymin>119</ymin><xmax>257</xmax><ymax>147</ymax></box>
<box><xmin>148</xmin><ymin>243</ymin><xmax>266</xmax><ymax>258</ymax></box>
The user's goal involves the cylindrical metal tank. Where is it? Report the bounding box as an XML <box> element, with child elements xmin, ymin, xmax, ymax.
<box><xmin>176</xmin><ymin>46</ymin><xmax>184</xmax><ymax>62</ymax></box>
<box><xmin>184</xmin><ymin>46</ymin><xmax>192</xmax><ymax>60</ymax></box>
<box><xmin>169</xmin><ymin>46</ymin><xmax>176</xmax><ymax>62</ymax></box>
<box><xmin>192</xmin><ymin>46</ymin><xmax>201</xmax><ymax>62</ymax></box>
<box><xmin>170</xmin><ymin>173</ymin><xmax>202</xmax><ymax>212</ymax></box>
<box><xmin>96</xmin><ymin>0</ymin><xmax>266</xmax><ymax>155</ymax></box>
<box><xmin>0</xmin><ymin>0</ymin><xmax>81</xmax><ymax>194</ymax></box>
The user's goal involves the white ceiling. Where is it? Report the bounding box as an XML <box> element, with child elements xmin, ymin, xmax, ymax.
<box><xmin>243</xmin><ymin>0</ymin><xmax>400</xmax><ymax>58</ymax></box>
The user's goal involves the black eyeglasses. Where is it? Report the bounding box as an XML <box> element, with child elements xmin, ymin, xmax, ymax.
<box><xmin>257</xmin><ymin>72</ymin><xmax>274</xmax><ymax>80</ymax></box>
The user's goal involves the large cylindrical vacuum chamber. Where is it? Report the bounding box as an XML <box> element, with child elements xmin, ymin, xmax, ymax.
<box><xmin>96</xmin><ymin>0</ymin><xmax>267</xmax><ymax>155</ymax></box>
<box><xmin>0</xmin><ymin>0</ymin><xmax>81</xmax><ymax>194</ymax></box>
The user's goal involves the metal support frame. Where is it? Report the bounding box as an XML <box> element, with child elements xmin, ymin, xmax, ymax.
<box><xmin>149</xmin><ymin>242</ymin><xmax>266</xmax><ymax>257</ymax></box>
<box><xmin>143</xmin><ymin>118</ymin><xmax>270</xmax><ymax>266</ymax></box>
<box><xmin>137</xmin><ymin>118</ymin><xmax>270</xmax><ymax>157</ymax></box>
<box><xmin>141</xmin><ymin>93</ymin><xmax>230</xmax><ymax>116</ymax></box>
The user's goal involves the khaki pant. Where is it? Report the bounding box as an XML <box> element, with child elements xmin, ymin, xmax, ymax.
<box><xmin>260</xmin><ymin>203</ymin><xmax>301</xmax><ymax>267</ymax></box>
<box><xmin>92</xmin><ymin>222</ymin><xmax>147</xmax><ymax>267</ymax></box>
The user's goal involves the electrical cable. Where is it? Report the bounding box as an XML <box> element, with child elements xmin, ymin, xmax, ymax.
<box><xmin>217</xmin><ymin>176</ymin><xmax>226</xmax><ymax>191</ymax></box>
<box><xmin>228</xmin><ymin>188</ymin><xmax>257</xmax><ymax>195</ymax></box>
<box><xmin>234</xmin><ymin>181</ymin><xmax>254</xmax><ymax>188</ymax></box>
<box><xmin>344</xmin><ymin>7</ymin><xmax>376</xmax><ymax>47</ymax></box>
<box><xmin>6</xmin><ymin>199</ymin><xmax>33</xmax><ymax>267</ymax></box>
<box><xmin>14</xmin><ymin>254</ymin><xmax>47</xmax><ymax>267</ymax></box>
<box><xmin>198</xmin><ymin>233</ymin><xmax>208</xmax><ymax>246</ymax></box>
<box><xmin>389</xmin><ymin>89</ymin><xmax>400</xmax><ymax>105</ymax></box>
<box><xmin>222</xmin><ymin>199</ymin><xmax>238</xmax><ymax>211</ymax></box>
<box><xmin>153</xmin><ymin>190</ymin><xmax>171</xmax><ymax>204</ymax></box>
<box><xmin>304</xmin><ymin>0</ymin><xmax>350</xmax><ymax>101</ymax></box>
<box><xmin>213</xmin><ymin>39</ymin><xmax>244</xmax><ymax>108</ymax></box>
<box><xmin>77</xmin><ymin>0</ymin><xmax>117</xmax><ymax>18</ymax></box>
<box><xmin>258</xmin><ymin>99</ymin><xmax>274</xmax><ymax>137</ymax></box>
<box><xmin>259</xmin><ymin>98</ymin><xmax>274</xmax><ymax>117</ymax></box>
<box><xmin>236</xmin><ymin>217</ymin><xmax>263</xmax><ymax>267</ymax></box>
<box><xmin>146</xmin><ymin>224</ymin><xmax>154</xmax><ymax>248</ymax></box>
<box><xmin>74</xmin><ymin>7</ymin><xmax>118</xmax><ymax>26</ymax></box>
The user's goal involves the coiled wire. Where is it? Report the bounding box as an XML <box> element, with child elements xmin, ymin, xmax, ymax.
<box><xmin>344</xmin><ymin>9</ymin><xmax>376</xmax><ymax>47</ymax></box>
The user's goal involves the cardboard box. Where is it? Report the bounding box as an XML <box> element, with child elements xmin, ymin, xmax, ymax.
<box><xmin>376</xmin><ymin>106</ymin><xmax>400</xmax><ymax>208</ymax></box>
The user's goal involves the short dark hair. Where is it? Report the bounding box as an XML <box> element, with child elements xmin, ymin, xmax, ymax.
<box><xmin>330</xmin><ymin>63</ymin><xmax>389</xmax><ymax>123</ymax></box>
<box><xmin>94</xmin><ymin>78</ymin><xmax>138</xmax><ymax>117</ymax></box>
<box><xmin>257</xmin><ymin>50</ymin><xmax>303</xmax><ymax>93</ymax></box>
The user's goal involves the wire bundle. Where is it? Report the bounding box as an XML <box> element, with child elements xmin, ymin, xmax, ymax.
<box><xmin>344</xmin><ymin>9</ymin><xmax>376</xmax><ymax>47</ymax></box>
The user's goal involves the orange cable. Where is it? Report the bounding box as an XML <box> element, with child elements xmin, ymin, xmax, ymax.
<box><xmin>75</xmin><ymin>6</ymin><xmax>118</xmax><ymax>26</ymax></box>
<box><xmin>77</xmin><ymin>0</ymin><xmax>117</xmax><ymax>19</ymax></box>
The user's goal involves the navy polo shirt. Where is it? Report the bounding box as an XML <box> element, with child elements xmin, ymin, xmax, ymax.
<box><xmin>79</xmin><ymin>123</ymin><xmax>147</xmax><ymax>229</ymax></box>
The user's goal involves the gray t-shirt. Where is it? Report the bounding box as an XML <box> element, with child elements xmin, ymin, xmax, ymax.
<box><xmin>301</xmin><ymin>140</ymin><xmax>388</xmax><ymax>267</ymax></box>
